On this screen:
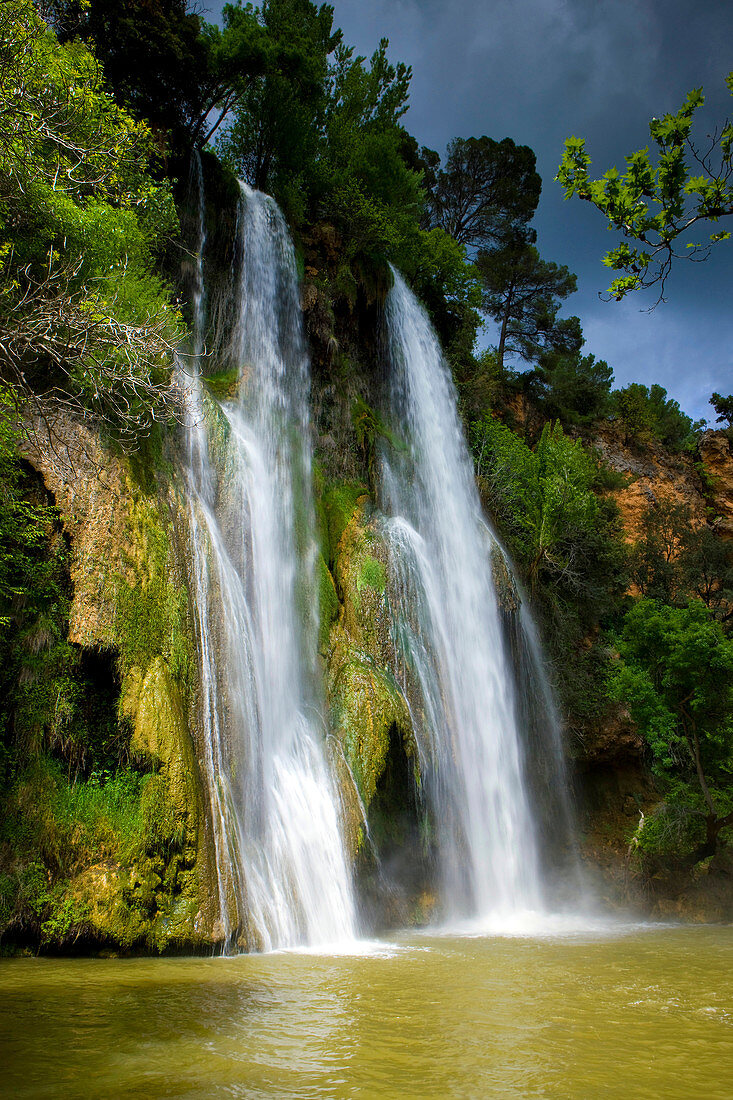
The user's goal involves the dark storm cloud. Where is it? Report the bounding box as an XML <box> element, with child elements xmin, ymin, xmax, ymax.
<box><xmin>209</xmin><ymin>0</ymin><xmax>733</xmax><ymax>418</ymax></box>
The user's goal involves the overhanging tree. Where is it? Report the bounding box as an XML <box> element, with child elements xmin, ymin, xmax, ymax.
<box><xmin>557</xmin><ymin>72</ymin><xmax>733</xmax><ymax>301</ymax></box>
<box><xmin>0</xmin><ymin>0</ymin><xmax>182</xmax><ymax>447</ymax></box>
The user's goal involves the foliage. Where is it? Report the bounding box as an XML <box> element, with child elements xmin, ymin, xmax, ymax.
<box><xmin>471</xmin><ymin>416</ymin><xmax>625</xmax><ymax>724</ymax></box>
<box><xmin>0</xmin><ymin>0</ymin><xmax>182</xmax><ymax>448</ymax></box>
<box><xmin>215</xmin><ymin>5</ymin><xmax>479</xmax><ymax>323</ymax></box>
<box><xmin>609</xmin><ymin>599</ymin><xmax>733</xmax><ymax>859</ymax></box>
<box><xmin>711</xmin><ymin>391</ymin><xmax>733</xmax><ymax>429</ymax></box>
<box><xmin>472</xmin><ymin>418</ymin><xmax>610</xmax><ymax>591</ymax></box>
<box><xmin>0</xmin><ymin>754</ymin><xmax>190</xmax><ymax>946</ymax></box>
<box><xmin>611</xmin><ymin>382</ymin><xmax>703</xmax><ymax>451</ymax></box>
<box><xmin>217</xmin><ymin>0</ymin><xmax>340</xmax><ymax>213</ymax></box>
<box><xmin>535</xmin><ymin>350</ymin><xmax>613</xmax><ymax>426</ymax></box>
<box><xmin>557</xmin><ymin>72</ymin><xmax>733</xmax><ymax>300</ymax></box>
<box><xmin>628</xmin><ymin>500</ymin><xmax>692</xmax><ymax>603</ymax></box>
<box><xmin>628</xmin><ymin>499</ymin><xmax>733</xmax><ymax>620</ymax></box>
<box><xmin>0</xmin><ymin>388</ymin><xmax>51</xmax><ymax>623</ymax></box>
<box><xmin>50</xmin><ymin>0</ymin><xmax>212</xmax><ymax>144</ymax></box>
<box><xmin>423</xmin><ymin>136</ymin><xmax>542</xmax><ymax>252</ymax></box>
<box><xmin>680</xmin><ymin>526</ymin><xmax>733</xmax><ymax>621</ymax></box>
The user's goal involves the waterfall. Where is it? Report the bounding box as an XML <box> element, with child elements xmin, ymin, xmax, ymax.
<box><xmin>181</xmin><ymin>169</ymin><xmax>356</xmax><ymax>951</ymax></box>
<box><xmin>381</xmin><ymin>268</ymin><xmax>562</xmax><ymax>924</ymax></box>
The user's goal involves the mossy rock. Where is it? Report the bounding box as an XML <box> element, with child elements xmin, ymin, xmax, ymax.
<box><xmin>121</xmin><ymin>658</ymin><xmax>200</xmax><ymax>858</ymax></box>
<box><xmin>329</xmin><ymin>497</ymin><xmax>393</xmax><ymax>664</ymax></box>
<box><xmin>203</xmin><ymin>369</ymin><xmax>240</xmax><ymax>401</ymax></box>
<box><xmin>491</xmin><ymin>543</ymin><xmax>520</xmax><ymax>614</ymax></box>
<box><xmin>324</xmin><ymin>494</ymin><xmax>418</xmax><ymax>851</ymax></box>
<box><xmin>69</xmin><ymin>863</ymin><xmax>148</xmax><ymax>948</ymax></box>
<box><xmin>13</xmin><ymin>411</ymin><xmax>218</xmax><ymax>950</ymax></box>
<box><xmin>317</xmin><ymin>552</ymin><xmax>339</xmax><ymax>656</ymax></box>
<box><xmin>321</xmin><ymin>483</ymin><xmax>368</xmax><ymax>565</ymax></box>
<box><xmin>330</xmin><ymin>658</ymin><xmax>412</xmax><ymax>809</ymax></box>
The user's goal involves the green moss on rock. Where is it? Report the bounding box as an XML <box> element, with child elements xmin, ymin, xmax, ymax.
<box><xmin>330</xmin><ymin>659</ymin><xmax>412</xmax><ymax>808</ymax></box>
<box><xmin>321</xmin><ymin>483</ymin><xmax>368</xmax><ymax>564</ymax></box>
<box><xmin>4</xmin><ymin>413</ymin><xmax>215</xmax><ymax>952</ymax></box>
<box><xmin>357</xmin><ymin>554</ymin><xmax>386</xmax><ymax>595</ymax></box>
<box><xmin>317</xmin><ymin>552</ymin><xmax>339</xmax><ymax>656</ymax></box>
<box><xmin>203</xmin><ymin>369</ymin><xmax>240</xmax><ymax>401</ymax></box>
<box><xmin>323</xmin><ymin>493</ymin><xmax>417</xmax><ymax>861</ymax></box>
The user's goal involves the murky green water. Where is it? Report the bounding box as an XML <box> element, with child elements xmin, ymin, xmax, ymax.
<box><xmin>1</xmin><ymin>923</ymin><xmax>732</xmax><ymax>1099</ymax></box>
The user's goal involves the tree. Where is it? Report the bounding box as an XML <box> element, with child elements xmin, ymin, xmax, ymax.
<box><xmin>711</xmin><ymin>391</ymin><xmax>733</xmax><ymax>429</ymax></box>
<box><xmin>49</xmin><ymin>1</ymin><xmax>283</xmax><ymax>155</ymax></box>
<box><xmin>628</xmin><ymin>500</ymin><xmax>693</xmax><ymax>602</ymax></box>
<box><xmin>217</xmin><ymin>0</ymin><xmax>340</xmax><ymax>208</ymax></box>
<box><xmin>0</xmin><ymin>0</ymin><xmax>182</xmax><ymax>447</ymax></box>
<box><xmin>318</xmin><ymin>37</ymin><xmax>422</xmax><ymax>247</ymax></box>
<box><xmin>475</xmin><ymin>236</ymin><xmax>581</xmax><ymax>371</ymax></box>
<box><xmin>49</xmin><ymin>0</ymin><xmax>212</xmax><ymax>144</ymax></box>
<box><xmin>679</xmin><ymin>526</ymin><xmax>733</xmax><ymax>622</ymax></box>
<box><xmin>627</xmin><ymin>499</ymin><xmax>733</xmax><ymax>619</ymax></box>
<box><xmin>471</xmin><ymin>418</ymin><xmax>607</xmax><ymax>593</ymax></box>
<box><xmin>609</xmin><ymin>599</ymin><xmax>733</xmax><ymax>862</ymax></box>
<box><xmin>612</xmin><ymin>382</ymin><xmax>701</xmax><ymax>451</ymax></box>
<box><xmin>557</xmin><ymin>73</ymin><xmax>733</xmax><ymax>300</ymax></box>
<box><xmin>536</xmin><ymin>350</ymin><xmax>613</xmax><ymax>425</ymax></box>
<box><xmin>423</xmin><ymin>136</ymin><xmax>541</xmax><ymax>253</ymax></box>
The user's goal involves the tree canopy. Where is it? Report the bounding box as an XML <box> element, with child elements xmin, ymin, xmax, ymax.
<box><xmin>609</xmin><ymin>599</ymin><xmax>733</xmax><ymax>861</ymax></box>
<box><xmin>422</xmin><ymin>136</ymin><xmax>541</xmax><ymax>253</ymax></box>
<box><xmin>0</xmin><ymin>0</ymin><xmax>182</xmax><ymax>446</ymax></box>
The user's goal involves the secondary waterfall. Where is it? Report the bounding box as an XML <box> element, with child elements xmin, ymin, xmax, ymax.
<box><xmin>382</xmin><ymin>269</ymin><xmax>557</xmax><ymax>923</ymax></box>
<box><xmin>182</xmin><ymin>174</ymin><xmax>356</xmax><ymax>951</ymax></box>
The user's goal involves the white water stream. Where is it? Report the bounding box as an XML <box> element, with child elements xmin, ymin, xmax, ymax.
<box><xmin>382</xmin><ymin>269</ymin><xmax>557</xmax><ymax>923</ymax></box>
<box><xmin>181</xmin><ymin>174</ymin><xmax>356</xmax><ymax>951</ymax></box>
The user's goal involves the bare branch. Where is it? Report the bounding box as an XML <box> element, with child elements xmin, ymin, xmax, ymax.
<box><xmin>0</xmin><ymin>260</ymin><xmax>183</xmax><ymax>452</ymax></box>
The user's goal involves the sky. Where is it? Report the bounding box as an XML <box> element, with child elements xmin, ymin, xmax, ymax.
<box><xmin>209</xmin><ymin>0</ymin><xmax>733</xmax><ymax>422</ymax></box>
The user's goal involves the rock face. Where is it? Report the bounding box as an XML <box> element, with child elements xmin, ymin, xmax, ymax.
<box><xmin>572</xmin><ymin>425</ymin><xmax>733</xmax><ymax>919</ymax></box>
<box><xmin>17</xmin><ymin>413</ymin><xmax>217</xmax><ymax>951</ymax></box>
<box><xmin>321</xmin><ymin>491</ymin><xmax>415</xmax><ymax>845</ymax></box>
<box><xmin>591</xmin><ymin>424</ymin><xmax>708</xmax><ymax>542</ymax></box>
<box><xmin>699</xmin><ymin>429</ymin><xmax>733</xmax><ymax>538</ymax></box>
<box><xmin>319</xmin><ymin>487</ymin><xmax>429</xmax><ymax>926</ymax></box>
<box><xmin>7</xmin><ymin>402</ymin><xmax>733</xmax><ymax>947</ymax></box>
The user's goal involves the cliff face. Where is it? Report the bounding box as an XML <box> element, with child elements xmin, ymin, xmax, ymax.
<box><xmin>1</xmin><ymin>413</ymin><xmax>219</xmax><ymax>953</ymax></box>
<box><xmin>573</xmin><ymin>425</ymin><xmax>733</xmax><ymax>920</ymax></box>
<box><xmin>699</xmin><ymin>430</ymin><xmax>733</xmax><ymax>539</ymax></box>
<box><xmin>591</xmin><ymin>424</ymin><xmax>708</xmax><ymax>542</ymax></box>
<box><xmin>4</xmin><ymin>287</ymin><xmax>733</xmax><ymax>949</ymax></box>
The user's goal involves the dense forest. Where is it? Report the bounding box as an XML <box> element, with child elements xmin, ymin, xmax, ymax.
<box><xmin>1</xmin><ymin>0</ymin><xmax>733</xmax><ymax>952</ymax></box>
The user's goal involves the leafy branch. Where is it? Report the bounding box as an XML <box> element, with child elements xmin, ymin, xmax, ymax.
<box><xmin>557</xmin><ymin>73</ymin><xmax>733</xmax><ymax>302</ymax></box>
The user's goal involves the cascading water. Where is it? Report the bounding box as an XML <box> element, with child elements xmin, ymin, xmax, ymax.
<box><xmin>181</xmin><ymin>169</ymin><xmax>356</xmax><ymax>951</ymax></box>
<box><xmin>381</xmin><ymin>268</ymin><xmax>575</xmax><ymax>924</ymax></box>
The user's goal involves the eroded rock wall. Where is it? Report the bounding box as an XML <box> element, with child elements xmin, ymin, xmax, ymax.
<box><xmin>15</xmin><ymin>414</ymin><xmax>218</xmax><ymax>951</ymax></box>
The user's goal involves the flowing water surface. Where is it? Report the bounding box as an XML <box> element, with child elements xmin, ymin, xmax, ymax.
<box><xmin>181</xmin><ymin>179</ymin><xmax>355</xmax><ymax>950</ymax></box>
<box><xmin>2</xmin><ymin>925</ymin><xmax>731</xmax><ymax>1099</ymax></box>
<box><xmin>381</xmin><ymin>270</ymin><xmax>577</xmax><ymax>918</ymax></box>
